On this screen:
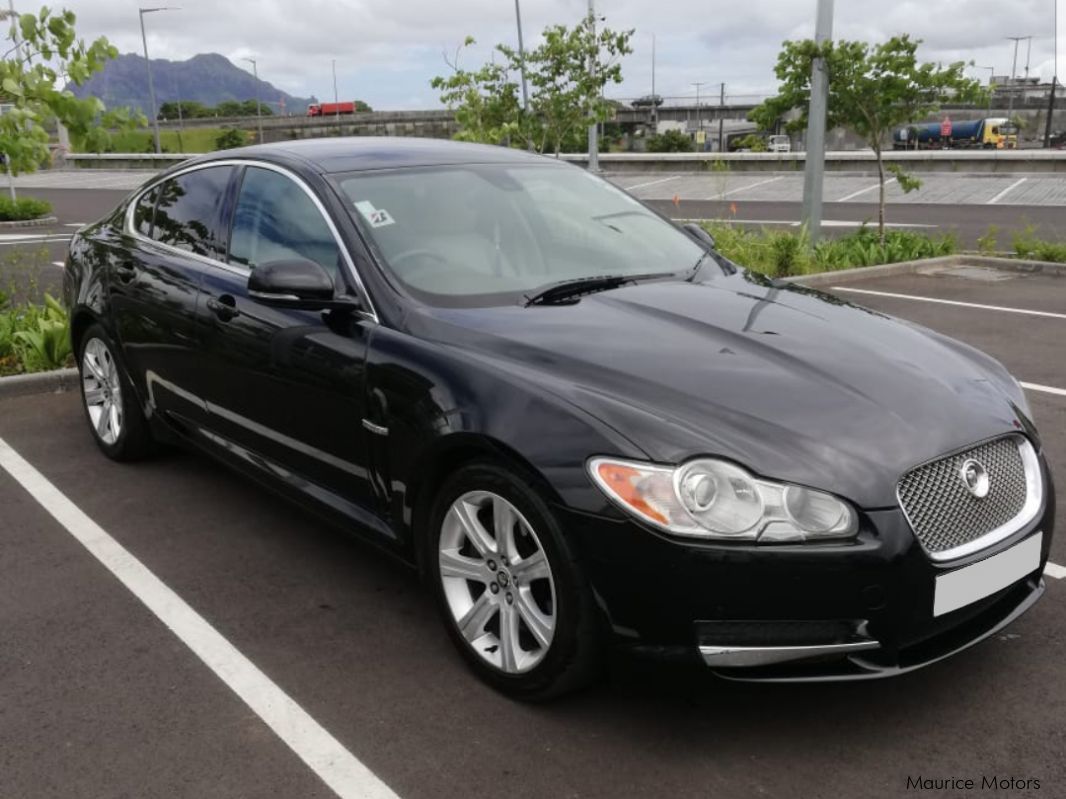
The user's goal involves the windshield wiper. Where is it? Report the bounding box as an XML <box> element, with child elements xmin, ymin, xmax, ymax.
<box><xmin>523</xmin><ymin>272</ymin><xmax>665</xmax><ymax>307</ymax></box>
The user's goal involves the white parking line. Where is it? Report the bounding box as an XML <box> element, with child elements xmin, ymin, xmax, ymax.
<box><xmin>987</xmin><ymin>177</ymin><xmax>1028</xmax><ymax>205</ymax></box>
<box><xmin>836</xmin><ymin>178</ymin><xmax>896</xmax><ymax>203</ymax></box>
<box><xmin>1046</xmin><ymin>562</ymin><xmax>1066</xmax><ymax>580</ymax></box>
<box><xmin>712</xmin><ymin>175</ymin><xmax>786</xmax><ymax>200</ymax></box>
<box><xmin>1020</xmin><ymin>382</ymin><xmax>1066</xmax><ymax>397</ymax></box>
<box><xmin>624</xmin><ymin>175</ymin><xmax>681</xmax><ymax>191</ymax></box>
<box><xmin>830</xmin><ymin>287</ymin><xmax>1066</xmax><ymax>320</ymax></box>
<box><xmin>0</xmin><ymin>437</ymin><xmax>399</xmax><ymax>799</ymax></box>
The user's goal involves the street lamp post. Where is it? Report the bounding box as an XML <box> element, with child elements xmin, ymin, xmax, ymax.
<box><xmin>332</xmin><ymin>58</ymin><xmax>340</xmax><ymax>130</ymax></box>
<box><xmin>801</xmin><ymin>0</ymin><xmax>834</xmax><ymax>246</ymax></box>
<box><xmin>1045</xmin><ymin>0</ymin><xmax>1059</xmax><ymax>147</ymax></box>
<box><xmin>243</xmin><ymin>57</ymin><xmax>264</xmax><ymax>144</ymax></box>
<box><xmin>139</xmin><ymin>7</ymin><xmax>180</xmax><ymax>155</ymax></box>
<box><xmin>587</xmin><ymin>0</ymin><xmax>599</xmax><ymax>172</ymax></box>
<box><xmin>1006</xmin><ymin>36</ymin><xmax>1030</xmax><ymax>124</ymax></box>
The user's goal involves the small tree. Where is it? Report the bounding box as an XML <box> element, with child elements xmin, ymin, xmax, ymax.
<box><xmin>432</xmin><ymin>16</ymin><xmax>633</xmax><ymax>155</ymax></box>
<box><xmin>430</xmin><ymin>37</ymin><xmax>522</xmax><ymax>146</ymax></box>
<box><xmin>751</xmin><ymin>35</ymin><xmax>983</xmax><ymax>242</ymax></box>
<box><xmin>0</xmin><ymin>7</ymin><xmax>143</xmax><ymax>196</ymax></box>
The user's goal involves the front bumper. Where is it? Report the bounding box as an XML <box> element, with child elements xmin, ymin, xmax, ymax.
<box><xmin>560</xmin><ymin>456</ymin><xmax>1055</xmax><ymax>681</ymax></box>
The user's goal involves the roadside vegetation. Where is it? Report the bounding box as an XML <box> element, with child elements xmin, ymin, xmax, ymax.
<box><xmin>0</xmin><ymin>196</ymin><xmax>52</xmax><ymax>221</ymax></box>
<box><xmin>101</xmin><ymin>126</ymin><xmax>251</xmax><ymax>153</ymax></box>
<box><xmin>0</xmin><ymin>291</ymin><xmax>72</xmax><ymax>376</ymax></box>
<box><xmin>703</xmin><ymin>224</ymin><xmax>958</xmax><ymax>277</ymax></box>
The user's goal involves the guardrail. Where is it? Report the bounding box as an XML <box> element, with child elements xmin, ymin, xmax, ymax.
<box><xmin>560</xmin><ymin>149</ymin><xmax>1066</xmax><ymax>174</ymax></box>
<box><xmin>63</xmin><ymin>148</ymin><xmax>1066</xmax><ymax>174</ymax></box>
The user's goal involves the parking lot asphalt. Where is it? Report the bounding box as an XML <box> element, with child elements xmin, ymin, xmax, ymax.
<box><xmin>1</xmin><ymin>261</ymin><xmax>1064</xmax><ymax>798</ymax></box>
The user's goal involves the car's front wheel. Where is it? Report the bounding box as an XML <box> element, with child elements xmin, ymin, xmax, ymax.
<box><xmin>78</xmin><ymin>323</ymin><xmax>153</xmax><ymax>461</ymax></box>
<box><xmin>428</xmin><ymin>462</ymin><xmax>600</xmax><ymax>699</ymax></box>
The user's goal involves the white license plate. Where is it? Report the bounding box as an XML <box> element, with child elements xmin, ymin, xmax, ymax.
<box><xmin>933</xmin><ymin>533</ymin><xmax>1042</xmax><ymax>617</ymax></box>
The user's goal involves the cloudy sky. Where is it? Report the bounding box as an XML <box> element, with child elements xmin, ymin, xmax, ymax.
<box><xmin>70</xmin><ymin>0</ymin><xmax>1064</xmax><ymax>108</ymax></box>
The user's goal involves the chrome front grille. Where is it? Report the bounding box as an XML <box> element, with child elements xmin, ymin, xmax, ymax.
<box><xmin>897</xmin><ymin>435</ymin><xmax>1041</xmax><ymax>560</ymax></box>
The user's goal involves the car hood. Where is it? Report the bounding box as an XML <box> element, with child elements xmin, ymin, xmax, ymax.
<box><xmin>416</xmin><ymin>273</ymin><xmax>1028</xmax><ymax>508</ymax></box>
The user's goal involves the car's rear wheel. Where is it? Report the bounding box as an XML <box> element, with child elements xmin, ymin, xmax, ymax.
<box><xmin>428</xmin><ymin>462</ymin><xmax>600</xmax><ymax>699</ymax></box>
<box><xmin>78</xmin><ymin>324</ymin><xmax>153</xmax><ymax>461</ymax></box>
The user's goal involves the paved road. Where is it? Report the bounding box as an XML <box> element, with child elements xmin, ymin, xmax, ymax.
<box><xmin>0</xmin><ymin>262</ymin><xmax>1063</xmax><ymax>798</ymax></box>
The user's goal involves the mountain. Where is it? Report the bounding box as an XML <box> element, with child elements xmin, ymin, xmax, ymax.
<box><xmin>69</xmin><ymin>52</ymin><xmax>317</xmax><ymax>117</ymax></box>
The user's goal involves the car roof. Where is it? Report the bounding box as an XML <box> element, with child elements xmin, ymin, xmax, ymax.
<box><xmin>190</xmin><ymin>137</ymin><xmax>554</xmax><ymax>174</ymax></box>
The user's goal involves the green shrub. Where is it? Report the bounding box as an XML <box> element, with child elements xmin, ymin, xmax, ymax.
<box><xmin>702</xmin><ymin>223</ymin><xmax>957</xmax><ymax>276</ymax></box>
<box><xmin>1013</xmin><ymin>225</ymin><xmax>1066</xmax><ymax>263</ymax></box>
<box><xmin>215</xmin><ymin>128</ymin><xmax>250</xmax><ymax>150</ymax></box>
<box><xmin>646</xmin><ymin>129</ymin><xmax>694</xmax><ymax>153</ymax></box>
<box><xmin>0</xmin><ymin>196</ymin><xmax>53</xmax><ymax>221</ymax></box>
<box><xmin>976</xmin><ymin>225</ymin><xmax>999</xmax><ymax>255</ymax></box>
<box><xmin>0</xmin><ymin>293</ymin><xmax>72</xmax><ymax>375</ymax></box>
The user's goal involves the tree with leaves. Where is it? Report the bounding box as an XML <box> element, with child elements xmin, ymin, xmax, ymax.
<box><xmin>432</xmin><ymin>16</ymin><xmax>633</xmax><ymax>155</ymax></box>
<box><xmin>751</xmin><ymin>35</ymin><xmax>984</xmax><ymax>242</ymax></box>
<box><xmin>0</xmin><ymin>7</ymin><xmax>143</xmax><ymax>197</ymax></box>
<box><xmin>430</xmin><ymin>37</ymin><xmax>523</xmax><ymax>146</ymax></box>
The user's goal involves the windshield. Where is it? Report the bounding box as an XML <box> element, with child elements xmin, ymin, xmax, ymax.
<box><xmin>335</xmin><ymin>163</ymin><xmax>706</xmax><ymax>306</ymax></box>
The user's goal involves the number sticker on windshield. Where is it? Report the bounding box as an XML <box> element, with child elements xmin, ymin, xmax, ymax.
<box><xmin>354</xmin><ymin>200</ymin><xmax>396</xmax><ymax>228</ymax></box>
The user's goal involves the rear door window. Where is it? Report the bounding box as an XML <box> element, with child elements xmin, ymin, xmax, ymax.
<box><xmin>151</xmin><ymin>166</ymin><xmax>235</xmax><ymax>258</ymax></box>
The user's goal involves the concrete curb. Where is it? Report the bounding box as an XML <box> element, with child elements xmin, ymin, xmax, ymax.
<box><xmin>786</xmin><ymin>254</ymin><xmax>1066</xmax><ymax>288</ymax></box>
<box><xmin>0</xmin><ymin>215</ymin><xmax>59</xmax><ymax>229</ymax></box>
<box><xmin>0</xmin><ymin>367</ymin><xmax>79</xmax><ymax>399</ymax></box>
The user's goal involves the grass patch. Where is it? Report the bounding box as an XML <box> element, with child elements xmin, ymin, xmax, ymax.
<box><xmin>702</xmin><ymin>223</ymin><xmax>958</xmax><ymax>278</ymax></box>
<box><xmin>89</xmin><ymin>127</ymin><xmax>252</xmax><ymax>154</ymax></box>
<box><xmin>0</xmin><ymin>196</ymin><xmax>53</xmax><ymax>221</ymax></box>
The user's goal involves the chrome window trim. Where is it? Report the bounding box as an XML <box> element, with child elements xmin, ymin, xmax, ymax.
<box><xmin>896</xmin><ymin>434</ymin><xmax>1044</xmax><ymax>563</ymax></box>
<box><xmin>122</xmin><ymin>158</ymin><xmax>379</xmax><ymax>323</ymax></box>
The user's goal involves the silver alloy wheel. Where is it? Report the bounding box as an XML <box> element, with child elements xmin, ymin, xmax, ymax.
<box><xmin>81</xmin><ymin>337</ymin><xmax>124</xmax><ymax>446</ymax></box>
<box><xmin>439</xmin><ymin>490</ymin><xmax>557</xmax><ymax>674</ymax></box>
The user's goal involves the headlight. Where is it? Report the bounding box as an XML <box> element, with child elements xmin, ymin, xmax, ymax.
<box><xmin>589</xmin><ymin>456</ymin><xmax>858</xmax><ymax>542</ymax></box>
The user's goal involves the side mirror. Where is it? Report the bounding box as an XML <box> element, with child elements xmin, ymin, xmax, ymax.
<box><xmin>248</xmin><ymin>259</ymin><xmax>360</xmax><ymax>312</ymax></box>
<box><xmin>683</xmin><ymin>222</ymin><xmax>717</xmax><ymax>251</ymax></box>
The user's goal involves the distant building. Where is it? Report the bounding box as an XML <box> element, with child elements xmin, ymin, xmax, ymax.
<box><xmin>989</xmin><ymin>76</ymin><xmax>1065</xmax><ymax>103</ymax></box>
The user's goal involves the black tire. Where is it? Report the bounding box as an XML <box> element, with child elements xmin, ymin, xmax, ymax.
<box><xmin>427</xmin><ymin>461</ymin><xmax>601</xmax><ymax>700</ymax></box>
<box><xmin>77</xmin><ymin>323</ymin><xmax>154</xmax><ymax>461</ymax></box>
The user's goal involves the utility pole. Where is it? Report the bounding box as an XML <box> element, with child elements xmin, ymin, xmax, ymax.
<box><xmin>514</xmin><ymin>0</ymin><xmax>531</xmax><ymax>150</ymax></box>
<box><xmin>801</xmin><ymin>0</ymin><xmax>834</xmax><ymax>246</ymax></box>
<box><xmin>717</xmin><ymin>82</ymin><xmax>725</xmax><ymax>152</ymax></box>
<box><xmin>587</xmin><ymin>0</ymin><xmax>599</xmax><ymax>171</ymax></box>
<box><xmin>514</xmin><ymin>0</ymin><xmax>530</xmax><ymax>112</ymax></box>
<box><xmin>1046</xmin><ymin>1</ymin><xmax>1059</xmax><ymax>147</ymax></box>
<box><xmin>1006</xmin><ymin>36</ymin><xmax>1027</xmax><ymax>124</ymax></box>
<box><xmin>243</xmin><ymin>57</ymin><xmax>264</xmax><ymax>144</ymax></box>
<box><xmin>139</xmin><ymin>7</ymin><xmax>180</xmax><ymax>154</ymax></box>
<box><xmin>332</xmin><ymin>59</ymin><xmax>340</xmax><ymax>130</ymax></box>
<box><xmin>651</xmin><ymin>33</ymin><xmax>657</xmax><ymax>134</ymax></box>
<box><xmin>692</xmin><ymin>81</ymin><xmax>706</xmax><ymax>148</ymax></box>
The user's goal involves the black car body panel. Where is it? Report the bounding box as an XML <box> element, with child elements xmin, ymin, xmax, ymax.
<box><xmin>63</xmin><ymin>138</ymin><xmax>1055</xmax><ymax>682</ymax></box>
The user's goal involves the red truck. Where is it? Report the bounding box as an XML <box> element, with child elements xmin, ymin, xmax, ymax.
<box><xmin>307</xmin><ymin>101</ymin><xmax>362</xmax><ymax>116</ymax></box>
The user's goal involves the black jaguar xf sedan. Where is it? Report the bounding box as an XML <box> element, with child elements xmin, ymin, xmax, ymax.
<box><xmin>63</xmin><ymin>138</ymin><xmax>1054</xmax><ymax>698</ymax></box>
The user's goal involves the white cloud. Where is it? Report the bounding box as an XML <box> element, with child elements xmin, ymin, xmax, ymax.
<box><xmin>66</xmin><ymin>0</ymin><xmax>1061</xmax><ymax>108</ymax></box>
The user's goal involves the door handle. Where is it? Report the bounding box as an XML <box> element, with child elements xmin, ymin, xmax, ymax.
<box><xmin>206</xmin><ymin>294</ymin><xmax>240</xmax><ymax>322</ymax></box>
